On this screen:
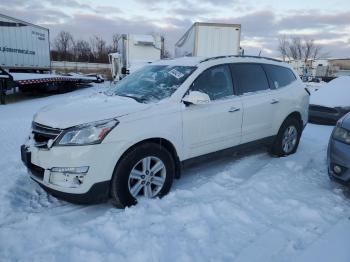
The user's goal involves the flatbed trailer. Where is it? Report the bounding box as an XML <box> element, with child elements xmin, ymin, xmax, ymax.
<box><xmin>0</xmin><ymin>67</ymin><xmax>96</xmax><ymax>104</ymax></box>
<box><xmin>0</xmin><ymin>14</ymin><xmax>98</xmax><ymax>104</ymax></box>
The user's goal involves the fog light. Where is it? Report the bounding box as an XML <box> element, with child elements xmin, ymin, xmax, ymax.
<box><xmin>49</xmin><ymin>166</ymin><xmax>89</xmax><ymax>188</ymax></box>
<box><xmin>334</xmin><ymin>165</ymin><xmax>342</xmax><ymax>175</ymax></box>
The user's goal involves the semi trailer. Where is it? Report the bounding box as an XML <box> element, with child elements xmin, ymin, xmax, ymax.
<box><xmin>0</xmin><ymin>13</ymin><xmax>94</xmax><ymax>104</ymax></box>
<box><xmin>175</xmin><ymin>22</ymin><xmax>241</xmax><ymax>58</ymax></box>
<box><xmin>109</xmin><ymin>34</ymin><xmax>164</xmax><ymax>81</ymax></box>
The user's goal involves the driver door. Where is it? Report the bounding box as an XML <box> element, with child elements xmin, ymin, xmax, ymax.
<box><xmin>181</xmin><ymin>65</ymin><xmax>243</xmax><ymax>159</ymax></box>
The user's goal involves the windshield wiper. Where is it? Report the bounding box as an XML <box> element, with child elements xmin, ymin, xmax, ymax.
<box><xmin>117</xmin><ymin>94</ymin><xmax>146</xmax><ymax>103</ymax></box>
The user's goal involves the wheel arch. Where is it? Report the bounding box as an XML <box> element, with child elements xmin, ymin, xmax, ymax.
<box><xmin>270</xmin><ymin>111</ymin><xmax>303</xmax><ymax>157</ymax></box>
<box><xmin>273</xmin><ymin>111</ymin><xmax>304</xmax><ymax>138</ymax></box>
<box><xmin>115</xmin><ymin>137</ymin><xmax>181</xmax><ymax>179</ymax></box>
<box><xmin>285</xmin><ymin>111</ymin><xmax>303</xmax><ymax>129</ymax></box>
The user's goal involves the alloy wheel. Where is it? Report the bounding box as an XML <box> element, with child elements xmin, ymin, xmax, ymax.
<box><xmin>282</xmin><ymin>125</ymin><xmax>298</xmax><ymax>154</ymax></box>
<box><xmin>128</xmin><ymin>156</ymin><xmax>166</xmax><ymax>198</ymax></box>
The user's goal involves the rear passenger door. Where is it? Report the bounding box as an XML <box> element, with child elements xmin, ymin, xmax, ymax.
<box><xmin>230</xmin><ymin>63</ymin><xmax>279</xmax><ymax>143</ymax></box>
<box><xmin>262</xmin><ymin>64</ymin><xmax>299</xmax><ymax>133</ymax></box>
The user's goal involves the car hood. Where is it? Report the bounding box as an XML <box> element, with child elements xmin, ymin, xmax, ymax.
<box><xmin>33</xmin><ymin>93</ymin><xmax>150</xmax><ymax>129</ymax></box>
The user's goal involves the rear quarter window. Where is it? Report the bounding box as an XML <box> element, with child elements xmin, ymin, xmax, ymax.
<box><xmin>263</xmin><ymin>64</ymin><xmax>297</xmax><ymax>89</ymax></box>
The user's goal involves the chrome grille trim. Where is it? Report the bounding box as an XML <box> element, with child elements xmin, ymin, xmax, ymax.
<box><xmin>31</xmin><ymin>122</ymin><xmax>63</xmax><ymax>148</ymax></box>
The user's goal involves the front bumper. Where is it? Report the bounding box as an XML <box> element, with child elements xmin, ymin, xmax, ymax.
<box><xmin>20</xmin><ymin>140</ymin><xmax>123</xmax><ymax>203</ymax></box>
<box><xmin>33</xmin><ymin>178</ymin><xmax>110</xmax><ymax>204</ymax></box>
<box><xmin>327</xmin><ymin>138</ymin><xmax>350</xmax><ymax>187</ymax></box>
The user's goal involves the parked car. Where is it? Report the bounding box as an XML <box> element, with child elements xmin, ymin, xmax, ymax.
<box><xmin>21</xmin><ymin>56</ymin><xmax>309</xmax><ymax>207</ymax></box>
<box><xmin>86</xmin><ymin>74</ymin><xmax>105</xmax><ymax>83</ymax></box>
<box><xmin>328</xmin><ymin>112</ymin><xmax>350</xmax><ymax>187</ymax></box>
<box><xmin>309</xmin><ymin>76</ymin><xmax>350</xmax><ymax>124</ymax></box>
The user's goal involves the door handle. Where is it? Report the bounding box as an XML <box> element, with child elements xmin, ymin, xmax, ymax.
<box><xmin>228</xmin><ymin>107</ymin><xmax>240</xmax><ymax>113</ymax></box>
<box><xmin>271</xmin><ymin>99</ymin><xmax>279</xmax><ymax>104</ymax></box>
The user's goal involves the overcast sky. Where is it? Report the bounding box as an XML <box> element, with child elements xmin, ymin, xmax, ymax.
<box><xmin>1</xmin><ymin>0</ymin><xmax>350</xmax><ymax>58</ymax></box>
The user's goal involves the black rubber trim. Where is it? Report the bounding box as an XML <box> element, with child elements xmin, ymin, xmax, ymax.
<box><xmin>182</xmin><ymin>135</ymin><xmax>276</xmax><ymax>168</ymax></box>
<box><xmin>32</xmin><ymin>179</ymin><xmax>110</xmax><ymax>204</ymax></box>
<box><xmin>328</xmin><ymin>172</ymin><xmax>350</xmax><ymax>187</ymax></box>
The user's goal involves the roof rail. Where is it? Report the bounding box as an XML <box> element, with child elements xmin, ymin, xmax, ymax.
<box><xmin>199</xmin><ymin>55</ymin><xmax>282</xmax><ymax>64</ymax></box>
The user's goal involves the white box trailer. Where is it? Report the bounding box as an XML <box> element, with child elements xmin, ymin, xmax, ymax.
<box><xmin>0</xmin><ymin>14</ymin><xmax>97</xmax><ymax>104</ymax></box>
<box><xmin>175</xmin><ymin>22</ymin><xmax>241</xmax><ymax>58</ymax></box>
<box><xmin>0</xmin><ymin>13</ymin><xmax>50</xmax><ymax>71</ymax></box>
<box><xmin>114</xmin><ymin>34</ymin><xmax>164</xmax><ymax>77</ymax></box>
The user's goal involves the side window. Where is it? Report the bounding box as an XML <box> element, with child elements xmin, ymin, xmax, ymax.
<box><xmin>263</xmin><ymin>64</ymin><xmax>297</xmax><ymax>89</ymax></box>
<box><xmin>230</xmin><ymin>63</ymin><xmax>270</xmax><ymax>95</ymax></box>
<box><xmin>191</xmin><ymin>65</ymin><xmax>234</xmax><ymax>100</ymax></box>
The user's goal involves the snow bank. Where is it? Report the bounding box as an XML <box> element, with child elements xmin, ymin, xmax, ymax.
<box><xmin>310</xmin><ymin>76</ymin><xmax>350</xmax><ymax>107</ymax></box>
<box><xmin>1</xmin><ymin>83</ymin><xmax>350</xmax><ymax>261</ymax></box>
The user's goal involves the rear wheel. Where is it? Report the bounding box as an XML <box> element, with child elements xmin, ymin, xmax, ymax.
<box><xmin>270</xmin><ymin>117</ymin><xmax>302</xmax><ymax>157</ymax></box>
<box><xmin>110</xmin><ymin>143</ymin><xmax>175</xmax><ymax>208</ymax></box>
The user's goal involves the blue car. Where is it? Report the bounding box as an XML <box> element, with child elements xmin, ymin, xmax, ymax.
<box><xmin>328</xmin><ymin>112</ymin><xmax>350</xmax><ymax>186</ymax></box>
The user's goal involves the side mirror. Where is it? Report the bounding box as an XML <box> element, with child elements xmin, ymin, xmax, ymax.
<box><xmin>183</xmin><ymin>91</ymin><xmax>211</xmax><ymax>105</ymax></box>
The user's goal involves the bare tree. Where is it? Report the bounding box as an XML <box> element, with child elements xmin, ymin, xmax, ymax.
<box><xmin>288</xmin><ymin>37</ymin><xmax>302</xmax><ymax>60</ymax></box>
<box><xmin>312</xmin><ymin>45</ymin><xmax>322</xmax><ymax>60</ymax></box>
<box><xmin>278</xmin><ymin>35</ymin><xmax>289</xmax><ymax>61</ymax></box>
<box><xmin>278</xmin><ymin>35</ymin><xmax>324</xmax><ymax>62</ymax></box>
<box><xmin>90</xmin><ymin>35</ymin><xmax>108</xmax><ymax>63</ymax></box>
<box><xmin>54</xmin><ymin>31</ymin><xmax>74</xmax><ymax>61</ymax></box>
<box><xmin>112</xmin><ymin>33</ymin><xmax>122</xmax><ymax>53</ymax></box>
<box><xmin>74</xmin><ymin>40</ymin><xmax>92</xmax><ymax>62</ymax></box>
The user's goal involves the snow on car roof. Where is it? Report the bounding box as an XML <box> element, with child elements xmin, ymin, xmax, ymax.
<box><xmin>310</xmin><ymin>76</ymin><xmax>350</xmax><ymax>108</ymax></box>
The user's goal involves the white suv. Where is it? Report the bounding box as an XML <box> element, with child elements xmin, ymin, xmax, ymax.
<box><xmin>21</xmin><ymin>56</ymin><xmax>309</xmax><ymax>207</ymax></box>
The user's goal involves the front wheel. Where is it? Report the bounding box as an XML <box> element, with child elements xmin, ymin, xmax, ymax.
<box><xmin>110</xmin><ymin>143</ymin><xmax>175</xmax><ymax>208</ymax></box>
<box><xmin>270</xmin><ymin>117</ymin><xmax>302</xmax><ymax>157</ymax></box>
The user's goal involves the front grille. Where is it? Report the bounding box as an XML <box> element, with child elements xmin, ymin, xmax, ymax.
<box><xmin>309</xmin><ymin>105</ymin><xmax>339</xmax><ymax>114</ymax></box>
<box><xmin>32</xmin><ymin>122</ymin><xmax>62</xmax><ymax>148</ymax></box>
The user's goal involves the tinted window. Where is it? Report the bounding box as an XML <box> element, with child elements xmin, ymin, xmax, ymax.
<box><xmin>191</xmin><ymin>65</ymin><xmax>234</xmax><ymax>100</ymax></box>
<box><xmin>263</xmin><ymin>64</ymin><xmax>296</xmax><ymax>89</ymax></box>
<box><xmin>230</xmin><ymin>63</ymin><xmax>270</xmax><ymax>94</ymax></box>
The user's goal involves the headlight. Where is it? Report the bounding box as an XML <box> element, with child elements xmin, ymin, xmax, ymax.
<box><xmin>56</xmin><ymin>119</ymin><xmax>119</xmax><ymax>146</ymax></box>
<box><xmin>333</xmin><ymin>126</ymin><xmax>350</xmax><ymax>145</ymax></box>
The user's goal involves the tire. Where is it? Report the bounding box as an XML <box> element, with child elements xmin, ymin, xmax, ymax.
<box><xmin>110</xmin><ymin>143</ymin><xmax>175</xmax><ymax>208</ymax></box>
<box><xmin>270</xmin><ymin>117</ymin><xmax>302</xmax><ymax>157</ymax></box>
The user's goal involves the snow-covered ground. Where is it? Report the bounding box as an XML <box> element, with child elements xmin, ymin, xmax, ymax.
<box><xmin>1</xmin><ymin>83</ymin><xmax>350</xmax><ymax>262</ymax></box>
